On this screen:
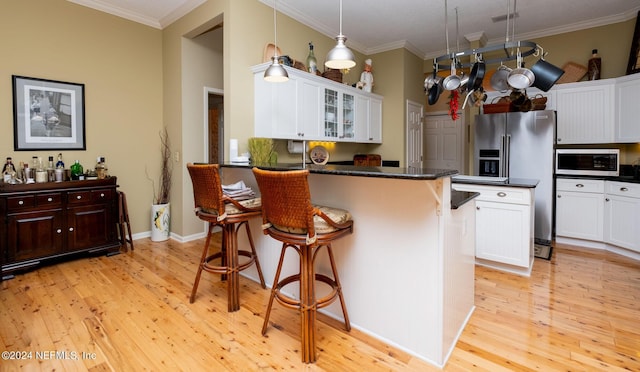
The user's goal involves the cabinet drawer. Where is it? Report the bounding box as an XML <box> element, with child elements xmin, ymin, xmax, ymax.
<box><xmin>6</xmin><ymin>195</ymin><xmax>36</xmax><ymax>211</ymax></box>
<box><xmin>36</xmin><ymin>193</ymin><xmax>63</xmax><ymax>207</ymax></box>
<box><xmin>556</xmin><ymin>178</ymin><xmax>604</xmax><ymax>193</ymax></box>
<box><xmin>606</xmin><ymin>181</ymin><xmax>640</xmax><ymax>198</ymax></box>
<box><xmin>67</xmin><ymin>190</ymin><xmax>92</xmax><ymax>205</ymax></box>
<box><xmin>92</xmin><ymin>188</ymin><xmax>114</xmax><ymax>202</ymax></box>
<box><xmin>452</xmin><ymin>184</ymin><xmax>532</xmax><ymax>205</ymax></box>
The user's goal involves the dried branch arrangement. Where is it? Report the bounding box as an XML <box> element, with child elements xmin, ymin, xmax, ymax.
<box><xmin>153</xmin><ymin>127</ymin><xmax>172</xmax><ymax>205</ymax></box>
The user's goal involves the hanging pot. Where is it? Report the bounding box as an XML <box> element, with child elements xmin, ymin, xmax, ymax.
<box><xmin>490</xmin><ymin>64</ymin><xmax>512</xmax><ymax>91</ymax></box>
<box><xmin>530</xmin><ymin>59</ymin><xmax>564</xmax><ymax>92</ymax></box>
<box><xmin>468</xmin><ymin>57</ymin><xmax>486</xmax><ymax>90</ymax></box>
<box><xmin>508</xmin><ymin>51</ymin><xmax>535</xmax><ymax>89</ymax></box>
<box><xmin>427</xmin><ymin>78</ymin><xmax>443</xmax><ymax>105</ymax></box>
<box><xmin>443</xmin><ymin>62</ymin><xmax>461</xmax><ymax>90</ymax></box>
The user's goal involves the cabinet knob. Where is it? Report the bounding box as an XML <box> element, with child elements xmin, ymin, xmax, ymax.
<box><xmin>77</xmin><ymin>195</ymin><xmax>82</xmax><ymax>199</ymax></box>
<box><xmin>18</xmin><ymin>200</ymin><xmax>24</xmax><ymax>205</ymax></box>
<box><xmin>100</xmin><ymin>193</ymin><xmax>105</xmax><ymax>197</ymax></box>
<box><xmin>557</xmin><ymin>195</ymin><xmax>562</xmax><ymax>198</ymax></box>
<box><xmin>476</xmin><ymin>206</ymin><xmax>480</xmax><ymax>210</ymax></box>
<box><xmin>605</xmin><ymin>198</ymin><xmax>610</xmax><ymax>202</ymax></box>
<box><xmin>576</xmin><ymin>184</ymin><xmax>584</xmax><ymax>188</ymax></box>
<box><xmin>497</xmin><ymin>192</ymin><xmax>507</xmax><ymax>197</ymax></box>
<box><xmin>47</xmin><ymin>197</ymin><xmax>53</xmax><ymax>202</ymax></box>
<box><xmin>57</xmin><ymin>229</ymin><xmax>62</xmax><ymax>234</ymax></box>
<box><xmin>69</xmin><ymin>227</ymin><xmax>74</xmax><ymax>232</ymax></box>
<box><xmin>620</xmin><ymin>187</ymin><xmax>628</xmax><ymax>192</ymax></box>
<box><xmin>558</xmin><ymin>138</ymin><xmax>562</xmax><ymax>142</ymax></box>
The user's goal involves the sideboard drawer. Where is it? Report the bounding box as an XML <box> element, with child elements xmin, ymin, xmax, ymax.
<box><xmin>7</xmin><ymin>195</ymin><xmax>36</xmax><ymax>211</ymax></box>
<box><xmin>67</xmin><ymin>190</ymin><xmax>92</xmax><ymax>205</ymax></box>
<box><xmin>36</xmin><ymin>193</ymin><xmax>63</xmax><ymax>207</ymax></box>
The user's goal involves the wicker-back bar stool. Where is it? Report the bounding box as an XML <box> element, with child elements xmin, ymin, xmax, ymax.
<box><xmin>186</xmin><ymin>163</ymin><xmax>266</xmax><ymax>312</ymax></box>
<box><xmin>252</xmin><ymin>167</ymin><xmax>353</xmax><ymax>363</ymax></box>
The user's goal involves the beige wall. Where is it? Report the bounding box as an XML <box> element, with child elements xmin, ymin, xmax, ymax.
<box><xmin>0</xmin><ymin>0</ymin><xmax>162</xmax><ymax>235</ymax></box>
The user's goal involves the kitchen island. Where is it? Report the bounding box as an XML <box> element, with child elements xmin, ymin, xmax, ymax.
<box><xmin>219</xmin><ymin>163</ymin><xmax>475</xmax><ymax>368</ymax></box>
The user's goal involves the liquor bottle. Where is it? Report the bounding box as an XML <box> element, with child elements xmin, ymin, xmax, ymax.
<box><xmin>23</xmin><ymin>162</ymin><xmax>33</xmax><ymax>183</ymax></box>
<box><xmin>35</xmin><ymin>157</ymin><xmax>48</xmax><ymax>183</ymax></box>
<box><xmin>587</xmin><ymin>49</ymin><xmax>601</xmax><ymax>80</ymax></box>
<box><xmin>95</xmin><ymin>156</ymin><xmax>108</xmax><ymax>179</ymax></box>
<box><xmin>2</xmin><ymin>157</ymin><xmax>16</xmax><ymax>183</ymax></box>
<box><xmin>47</xmin><ymin>156</ymin><xmax>55</xmax><ymax>182</ymax></box>
<box><xmin>56</xmin><ymin>153</ymin><xmax>65</xmax><ymax>169</ymax></box>
<box><xmin>70</xmin><ymin>160</ymin><xmax>84</xmax><ymax>180</ymax></box>
<box><xmin>306</xmin><ymin>42</ymin><xmax>318</xmax><ymax>74</ymax></box>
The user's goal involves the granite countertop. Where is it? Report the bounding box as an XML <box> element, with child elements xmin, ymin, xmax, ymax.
<box><xmin>556</xmin><ymin>174</ymin><xmax>640</xmax><ymax>184</ymax></box>
<box><xmin>451</xmin><ymin>191</ymin><xmax>480</xmax><ymax>209</ymax></box>
<box><xmin>451</xmin><ymin>175</ymin><xmax>539</xmax><ymax>188</ymax></box>
<box><xmin>222</xmin><ymin>162</ymin><xmax>458</xmax><ymax>180</ymax></box>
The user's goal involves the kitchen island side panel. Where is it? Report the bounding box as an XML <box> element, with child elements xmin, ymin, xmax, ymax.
<box><xmin>221</xmin><ymin>167</ymin><xmax>474</xmax><ymax>367</ymax></box>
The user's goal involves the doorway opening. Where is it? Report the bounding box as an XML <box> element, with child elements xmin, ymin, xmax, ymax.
<box><xmin>207</xmin><ymin>92</ymin><xmax>224</xmax><ymax>164</ymax></box>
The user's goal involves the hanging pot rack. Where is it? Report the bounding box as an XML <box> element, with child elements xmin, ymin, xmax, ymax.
<box><xmin>433</xmin><ymin>40</ymin><xmax>538</xmax><ymax>71</ymax></box>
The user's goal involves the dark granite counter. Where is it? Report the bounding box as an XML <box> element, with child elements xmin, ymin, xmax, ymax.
<box><xmin>451</xmin><ymin>175</ymin><xmax>539</xmax><ymax>188</ymax></box>
<box><xmin>451</xmin><ymin>191</ymin><xmax>479</xmax><ymax>210</ymax></box>
<box><xmin>556</xmin><ymin>174</ymin><xmax>640</xmax><ymax>184</ymax></box>
<box><xmin>222</xmin><ymin>162</ymin><xmax>457</xmax><ymax>180</ymax></box>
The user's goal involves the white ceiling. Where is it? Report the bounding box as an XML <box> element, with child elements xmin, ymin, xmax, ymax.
<box><xmin>70</xmin><ymin>0</ymin><xmax>640</xmax><ymax>59</ymax></box>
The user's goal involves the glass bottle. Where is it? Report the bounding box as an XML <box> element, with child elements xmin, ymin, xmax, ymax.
<box><xmin>35</xmin><ymin>157</ymin><xmax>47</xmax><ymax>183</ymax></box>
<box><xmin>95</xmin><ymin>156</ymin><xmax>108</xmax><ymax>179</ymax></box>
<box><xmin>47</xmin><ymin>156</ymin><xmax>55</xmax><ymax>182</ymax></box>
<box><xmin>587</xmin><ymin>49</ymin><xmax>601</xmax><ymax>80</ymax></box>
<box><xmin>2</xmin><ymin>157</ymin><xmax>16</xmax><ymax>183</ymax></box>
<box><xmin>56</xmin><ymin>153</ymin><xmax>65</xmax><ymax>169</ymax></box>
<box><xmin>23</xmin><ymin>162</ymin><xmax>33</xmax><ymax>183</ymax></box>
<box><xmin>306</xmin><ymin>42</ymin><xmax>318</xmax><ymax>74</ymax></box>
<box><xmin>70</xmin><ymin>160</ymin><xmax>84</xmax><ymax>180</ymax></box>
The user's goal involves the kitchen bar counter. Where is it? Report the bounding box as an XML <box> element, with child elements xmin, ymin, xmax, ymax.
<box><xmin>224</xmin><ymin>162</ymin><xmax>457</xmax><ymax>180</ymax></box>
<box><xmin>219</xmin><ymin>164</ymin><xmax>475</xmax><ymax>368</ymax></box>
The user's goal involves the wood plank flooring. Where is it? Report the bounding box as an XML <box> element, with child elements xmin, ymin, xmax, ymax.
<box><xmin>1</xmin><ymin>237</ymin><xmax>639</xmax><ymax>371</ymax></box>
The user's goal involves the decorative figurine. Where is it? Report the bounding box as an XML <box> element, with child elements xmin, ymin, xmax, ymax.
<box><xmin>359</xmin><ymin>59</ymin><xmax>374</xmax><ymax>92</ymax></box>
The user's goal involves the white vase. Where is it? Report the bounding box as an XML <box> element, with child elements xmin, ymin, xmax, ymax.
<box><xmin>151</xmin><ymin>202</ymin><xmax>170</xmax><ymax>241</ymax></box>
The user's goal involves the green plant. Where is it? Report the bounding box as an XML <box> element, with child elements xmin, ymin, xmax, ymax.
<box><xmin>248</xmin><ymin>137</ymin><xmax>274</xmax><ymax>164</ymax></box>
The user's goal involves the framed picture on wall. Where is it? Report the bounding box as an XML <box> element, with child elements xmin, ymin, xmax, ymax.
<box><xmin>627</xmin><ymin>11</ymin><xmax>640</xmax><ymax>75</ymax></box>
<box><xmin>12</xmin><ymin>75</ymin><xmax>86</xmax><ymax>151</ymax></box>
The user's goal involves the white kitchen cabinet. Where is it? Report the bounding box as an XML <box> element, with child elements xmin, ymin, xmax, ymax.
<box><xmin>555</xmin><ymin>178</ymin><xmax>604</xmax><ymax>241</ymax></box>
<box><xmin>555</xmin><ymin>79</ymin><xmax>615</xmax><ymax>144</ymax></box>
<box><xmin>252</xmin><ymin>63</ymin><xmax>382</xmax><ymax>143</ymax></box>
<box><xmin>452</xmin><ymin>183</ymin><xmax>534</xmax><ymax>274</ymax></box>
<box><xmin>615</xmin><ymin>73</ymin><xmax>640</xmax><ymax>143</ymax></box>
<box><xmin>604</xmin><ymin>181</ymin><xmax>640</xmax><ymax>253</ymax></box>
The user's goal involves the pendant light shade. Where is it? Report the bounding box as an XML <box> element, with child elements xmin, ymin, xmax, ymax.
<box><xmin>264</xmin><ymin>0</ymin><xmax>288</xmax><ymax>82</ymax></box>
<box><xmin>325</xmin><ymin>0</ymin><xmax>356</xmax><ymax>70</ymax></box>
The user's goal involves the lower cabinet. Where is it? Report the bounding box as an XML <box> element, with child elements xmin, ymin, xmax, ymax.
<box><xmin>452</xmin><ymin>183</ymin><xmax>534</xmax><ymax>275</ymax></box>
<box><xmin>556</xmin><ymin>178</ymin><xmax>640</xmax><ymax>255</ymax></box>
<box><xmin>555</xmin><ymin>178</ymin><xmax>605</xmax><ymax>242</ymax></box>
<box><xmin>1</xmin><ymin>178</ymin><xmax>120</xmax><ymax>278</ymax></box>
<box><xmin>604</xmin><ymin>181</ymin><xmax>640</xmax><ymax>253</ymax></box>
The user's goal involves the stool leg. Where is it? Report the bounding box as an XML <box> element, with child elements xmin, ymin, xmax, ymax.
<box><xmin>262</xmin><ymin>243</ymin><xmax>288</xmax><ymax>335</ymax></box>
<box><xmin>300</xmin><ymin>244</ymin><xmax>317</xmax><ymax>363</ymax></box>
<box><xmin>225</xmin><ymin>224</ymin><xmax>240</xmax><ymax>312</ymax></box>
<box><xmin>123</xmin><ymin>193</ymin><xmax>134</xmax><ymax>250</ymax></box>
<box><xmin>243</xmin><ymin>222</ymin><xmax>266</xmax><ymax>288</ymax></box>
<box><xmin>190</xmin><ymin>224</ymin><xmax>214</xmax><ymax>303</ymax></box>
<box><xmin>325</xmin><ymin>244</ymin><xmax>351</xmax><ymax>331</ymax></box>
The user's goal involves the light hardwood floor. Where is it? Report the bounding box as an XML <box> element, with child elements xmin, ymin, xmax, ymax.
<box><xmin>1</xmin><ymin>236</ymin><xmax>639</xmax><ymax>371</ymax></box>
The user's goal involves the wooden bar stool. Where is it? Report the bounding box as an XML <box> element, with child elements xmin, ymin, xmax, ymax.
<box><xmin>252</xmin><ymin>167</ymin><xmax>353</xmax><ymax>363</ymax></box>
<box><xmin>186</xmin><ymin>163</ymin><xmax>266</xmax><ymax>312</ymax></box>
<box><xmin>117</xmin><ymin>191</ymin><xmax>134</xmax><ymax>251</ymax></box>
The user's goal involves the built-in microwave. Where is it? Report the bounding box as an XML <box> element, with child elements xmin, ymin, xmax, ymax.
<box><xmin>555</xmin><ymin>149</ymin><xmax>619</xmax><ymax>176</ymax></box>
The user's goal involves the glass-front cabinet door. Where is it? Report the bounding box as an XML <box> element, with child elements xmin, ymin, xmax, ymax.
<box><xmin>342</xmin><ymin>93</ymin><xmax>354</xmax><ymax>139</ymax></box>
<box><xmin>324</xmin><ymin>89</ymin><xmax>339</xmax><ymax>139</ymax></box>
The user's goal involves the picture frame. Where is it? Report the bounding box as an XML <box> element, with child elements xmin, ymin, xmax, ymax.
<box><xmin>12</xmin><ymin>75</ymin><xmax>86</xmax><ymax>151</ymax></box>
<box><xmin>627</xmin><ymin>10</ymin><xmax>640</xmax><ymax>75</ymax></box>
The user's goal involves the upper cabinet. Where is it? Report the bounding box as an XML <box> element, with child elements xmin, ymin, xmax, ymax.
<box><xmin>615</xmin><ymin>74</ymin><xmax>640</xmax><ymax>143</ymax></box>
<box><xmin>252</xmin><ymin>63</ymin><xmax>383</xmax><ymax>143</ymax></box>
<box><xmin>555</xmin><ymin>79</ymin><xmax>615</xmax><ymax>144</ymax></box>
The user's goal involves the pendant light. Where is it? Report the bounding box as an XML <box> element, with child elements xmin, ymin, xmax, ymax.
<box><xmin>264</xmin><ymin>0</ymin><xmax>288</xmax><ymax>82</ymax></box>
<box><xmin>325</xmin><ymin>0</ymin><xmax>356</xmax><ymax>70</ymax></box>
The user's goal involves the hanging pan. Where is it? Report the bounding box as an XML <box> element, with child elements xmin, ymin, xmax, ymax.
<box><xmin>530</xmin><ymin>47</ymin><xmax>564</xmax><ymax>92</ymax></box>
<box><xmin>468</xmin><ymin>54</ymin><xmax>486</xmax><ymax>90</ymax></box>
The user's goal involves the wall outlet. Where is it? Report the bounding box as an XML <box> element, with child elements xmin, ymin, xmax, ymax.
<box><xmin>174</xmin><ymin>151</ymin><xmax>180</xmax><ymax>162</ymax></box>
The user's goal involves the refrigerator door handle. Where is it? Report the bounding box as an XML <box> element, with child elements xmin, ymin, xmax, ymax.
<box><xmin>505</xmin><ymin>134</ymin><xmax>511</xmax><ymax>178</ymax></box>
<box><xmin>499</xmin><ymin>135</ymin><xmax>506</xmax><ymax>177</ymax></box>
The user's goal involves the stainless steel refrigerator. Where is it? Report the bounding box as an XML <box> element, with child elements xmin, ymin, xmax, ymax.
<box><xmin>474</xmin><ymin>110</ymin><xmax>556</xmax><ymax>246</ymax></box>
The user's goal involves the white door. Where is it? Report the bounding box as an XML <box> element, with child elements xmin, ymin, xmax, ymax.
<box><xmin>406</xmin><ymin>100</ymin><xmax>423</xmax><ymax>168</ymax></box>
<box><xmin>423</xmin><ymin>113</ymin><xmax>465</xmax><ymax>172</ymax></box>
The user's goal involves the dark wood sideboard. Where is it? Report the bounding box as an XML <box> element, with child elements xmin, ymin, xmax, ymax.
<box><xmin>0</xmin><ymin>177</ymin><xmax>121</xmax><ymax>279</ymax></box>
